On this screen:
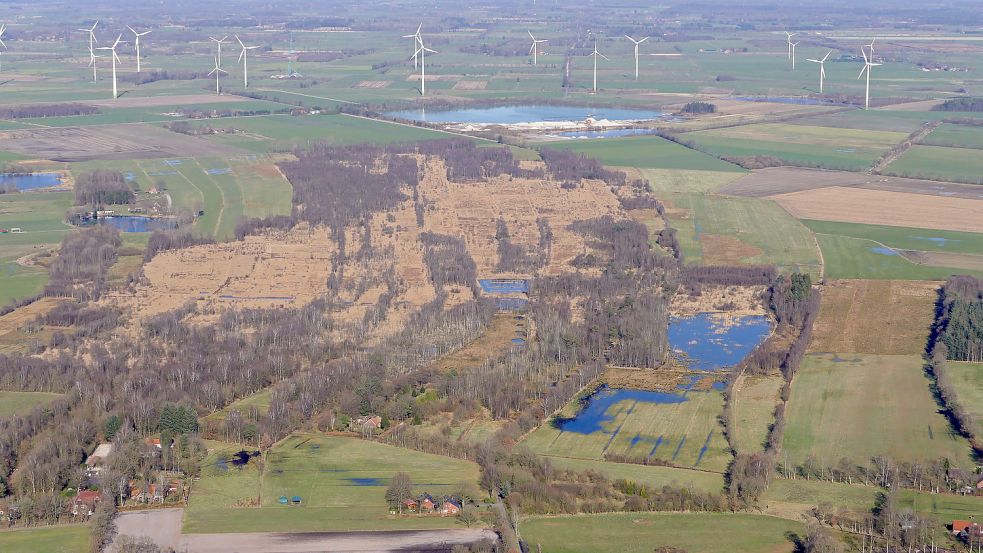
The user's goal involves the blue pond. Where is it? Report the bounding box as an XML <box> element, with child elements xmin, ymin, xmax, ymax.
<box><xmin>98</xmin><ymin>216</ymin><xmax>180</xmax><ymax>233</ymax></box>
<box><xmin>552</xmin><ymin>128</ymin><xmax>658</xmax><ymax>139</ymax></box>
<box><xmin>668</xmin><ymin>313</ymin><xmax>772</xmax><ymax>371</ymax></box>
<box><xmin>870</xmin><ymin>246</ymin><xmax>899</xmax><ymax>256</ymax></box>
<box><xmin>0</xmin><ymin>172</ymin><xmax>63</xmax><ymax>191</ymax></box>
<box><xmin>386</xmin><ymin>105</ymin><xmax>667</xmax><ymax>125</ymax></box>
<box><xmin>479</xmin><ymin>279</ymin><xmax>529</xmax><ymax>294</ymax></box>
<box><xmin>555</xmin><ymin>386</ymin><xmax>687</xmax><ymax>435</ymax></box>
<box><xmin>345</xmin><ymin>477</ymin><xmax>387</xmax><ymax>486</ymax></box>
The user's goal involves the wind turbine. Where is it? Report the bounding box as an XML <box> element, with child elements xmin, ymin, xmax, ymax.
<box><xmin>785</xmin><ymin>31</ymin><xmax>795</xmax><ymax>61</ymax></box>
<box><xmin>589</xmin><ymin>39</ymin><xmax>608</xmax><ymax>93</ymax></box>
<box><xmin>127</xmin><ymin>26</ymin><xmax>151</xmax><ymax>73</ymax></box>
<box><xmin>806</xmin><ymin>50</ymin><xmax>833</xmax><ymax>93</ymax></box>
<box><xmin>236</xmin><ymin>35</ymin><xmax>260</xmax><ymax>88</ymax></box>
<box><xmin>208</xmin><ymin>55</ymin><xmax>227</xmax><ymax>95</ymax></box>
<box><xmin>96</xmin><ymin>34</ymin><xmax>125</xmax><ymax>99</ymax></box>
<box><xmin>528</xmin><ymin>30</ymin><xmax>547</xmax><ymax>65</ymax></box>
<box><xmin>402</xmin><ymin>23</ymin><xmax>422</xmax><ymax>69</ymax></box>
<box><xmin>790</xmin><ymin>41</ymin><xmax>800</xmax><ymax>70</ymax></box>
<box><xmin>79</xmin><ymin>21</ymin><xmax>99</xmax><ymax>82</ymax></box>
<box><xmin>0</xmin><ymin>25</ymin><xmax>7</xmax><ymax>74</ymax></box>
<box><xmin>625</xmin><ymin>35</ymin><xmax>649</xmax><ymax>80</ymax></box>
<box><xmin>866</xmin><ymin>37</ymin><xmax>876</xmax><ymax>56</ymax></box>
<box><xmin>209</xmin><ymin>36</ymin><xmax>228</xmax><ymax>68</ymax></box>
<box><xmin>857</xmin><ymin>46</ymin><xmax>882</xmax><ymax>110</ymax></box>
<box><xmin>414</xmin><ymin>34</ymin><xmax>437</xmax><ymax>96</ymax></box>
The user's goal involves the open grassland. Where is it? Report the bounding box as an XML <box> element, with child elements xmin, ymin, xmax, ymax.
<box><xmin>683</xmin><ymin>123</ymin><xmax>907</xmax><ymax>171</ymax></box>
<box><xmin>772</xmin><ymin>187</ymin><xmax>983</xmax><ymax>234</ymax></box>
<box><xmin>0</xmin><ymin>297</ymin><xmax>68</xmax><ymax>355</ymax></box>
<box><xmin>661</xmin><ymin>193</ymin><xmax>821</xmax><ymax>275</ymax></box>
<box><xmin>921</xmin><ymin>123</ymin><xmax>983</xmax><ymax>149</ymax></box>
<box><xmin>0</xmin><ymin>525</ymin><xmax>89</xmax><ymax>553</ymax></box>
<box><xmin>184</xmin><ymin>433</ymin><xmax>482</xmax><ymax>534</ymax></box>
<box><xmin>202</xmin><ymin>388</ymin><xmax>273</xmax><ymax>428</ymax></box>
<box><xmin>802</xmin><ymin>220</ymin><xmax>983</xmax><ymax>256</ymax></box>
<box><xmin>809</xmin><ymin>280</ymin><xmax>938</xmax><ymax>355</ymax></box>
<box><xmin>813</xmin><ymin>234</ymin><xmax>983</xmax><ymax>280</ymax></box>
<box><xmin>0</xmin><ymin>391</ymin><xmax>64</xmax><ymax>418</ymax></box>
<box><xmin>184</xmin><ymin>113</ymin><xmax>465</xmax><ymax>152</ymax></box>
<box><xmin>884</xmin><ymin>144</ymin><xmax>983</xmax><ymax>184</ymax></box>
<box><xmin>537</xmin><ymin>135</ymin><xmax>745</xmax><ymax>172</ymax></box>
<box><xmin>521</xmin><ymin>513</ymin><xmax>801</xmax><ymax>553</ymax></box>
<box><xmin>543</xmin><ymin>457</ymin><xmax>725</xmax><ymax>493</ymax></box>
<box><xmin>941</xmin><ymin>362</ymin><xmax>983</xmax><ymax>438</ymax></box>
<box><xmin>731</xmin><ymin>374</ymin><xmax>783</xmax><ymax>455</ymax></box>
<box><xmin>0</xmin><ymin>191</ymin><xmax>72</xmax><ymax>306</ymax></box>
<box><xmin>783</xmin><ymin>354</ymin><xmax>973</xmax><ymax>466</ymax></box>
<box><xmin>635</xmin><ymin>167</ymin><xmax>746</xmax><ymax>194</ymax></box>
<box><xmin>522</xmin><ymin>389</ymin><xmax>732</xmax><ymax>473</ymax></box>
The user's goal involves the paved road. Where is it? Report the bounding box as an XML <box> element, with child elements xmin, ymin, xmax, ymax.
<box><xmin>180</xmin><ymin>528</ymin><xmax>498</xmax><ymax>553</ymax></box>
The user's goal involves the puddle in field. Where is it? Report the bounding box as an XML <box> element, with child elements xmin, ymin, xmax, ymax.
<box><xmin>911</xmin><ymin>236</ymin><xmax>961</xmax><ymax>247</ymax></box>
<box><xmin>870</xmin><ymin>246</ymin><xmax>899</xmax><ymax>256</ymax></box>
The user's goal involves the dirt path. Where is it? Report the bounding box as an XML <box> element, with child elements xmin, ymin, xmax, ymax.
<box><xmin>181</xmin><ymin>528</ymin><xmax>498</xmax><ymax>553</ymax></box>
<box><xmin>869</xmin><ymin>120</ymin><xmax>941</xmax><ymax>175</ymax></box>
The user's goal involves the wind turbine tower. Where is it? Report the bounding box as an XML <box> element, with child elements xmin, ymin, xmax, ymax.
<box><xmin>236</xmin><ymin>35</ymin><xmax>260</xmax><ymax>88</ymax></box>
<box><xmin>415</xmin><ymin>33</ymin><xmax>437</xmax><ymax>96</ymax></box>
<box><xmin>790</xmin><ymin>41</ymin><xmax>800</xmax><ymax>70</ymax></box>
<box><xmin>528</xmin><ymin>31</ymin><xmax>547</xmax><ymax>65</ymax></box>
<box><xmin>79</xmin><ymin>21</ymin><xmax>99</xmax><ymax>82</ymax></box>
<box><xmin>0</xmin><ymin>25</ymin><xmax>7</xmax><ymax>73</ymax></box>
<box><xmin>625</xmin><ymin>35</ymin><xmax>649</xmax><ymax>80</ymax></box>
<box><xmin>96</xmin><ymin>34</ymin><xmax>125</xmax><ymax>99</ymax></box>
<box><xmin>403</xmin><ymin>23</ymin><xmax>422</xmax><ymax>69</ymax></box>
<box><xmin>785</xmin><ymin>31</ymin><xmax>795</xmax><ymax>61</ymax></box>
<box><xmin>589</xmin><ymin>39</ymin><xmax>609</xmax><ymax>93</ymax></box>
<box><xmin>806</xmin><ymin>50</ymin><xmax>832</xmax><ymax>93</ymax></box>
<box><xmin>208</xmin><ymin>55</ymin><xmax>227</xmax><ymax>95</ymax></box>
<box><xmin>127</xmin><ymin>26</ymin><xmax>151</xmax><ymax>73</ymax></box>
<box><xmin>209</xmin><ymin>36</ymin><xmax>228</xmax><ymax>68</ymax></box>
<box><xmin>857</xmin><ymin>46</ymin><xmax>882</xmax><ymax>110</ymax></box>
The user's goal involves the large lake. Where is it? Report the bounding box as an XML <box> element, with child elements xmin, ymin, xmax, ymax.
<box><xmin>385</xmin><ymin>104</ymin><xmax>667</xmax><ymax>124</ymax></box>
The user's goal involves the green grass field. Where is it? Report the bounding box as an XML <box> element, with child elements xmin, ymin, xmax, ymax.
<box><xmin>0</xmin><ymin>525</ymin><xmax>89</xmax><ymax>553</ymax></box>
<box><xmin>0</xmin><ymin>391</ymin><xmax>63</xmax><ymax>419</ymax></box>
<box><xmin>683</xmin><ymin>124</ymin><xmax>907</xmax><ymax>171</ymax></box>
<box><xmin>783</xmin><ymin>354</ymin><xmax>973</xmax><ymax>466</ymax></box>
<box><xmin>543</xmin><ymin>456</ymin><xmax>725</xmax><ymax>493</ymax></box>
<box><xmin>812</xmin><ymin>233</ymin><xmax>983</xmax><ymax>280</ymax></box>
<box><xmin>663</xmin><ymin>193</ymin><xmax>822</xmax><ymax>275</ymax></box>
<box><xmin>731</xmin><ymin>375</ymin><xmax>783</xmax><ymax>455</ymax></box>
<box><xmin>941</xmin><ymin>362</ymin><xmax>983</xmax><ymax>438</ymax></box>
<box><xmin>637</xmin><ymin>168</ymin><xmax>746</xmax><ymax>195</ymax></box>
<box><xmin>535</xmin><ymin>135</ymin><xmax>745</xmax><ymax>172</ymax></box>
<box><xmin>184</xmin><ymin>433</ymin><xmax>483</xmax><ymax>533</ymax></box>
<box><xmin>802</xmin><ymin>220</ymin><xmax>983</xmax><ymax>256</ymax></box>
<box><xmin>521</xmin><ymin>389</ymin><xmax>732</xmax><ymax>473</ymax></box>
<box><xmin>521</xmin><ymin>513</ymin><xmax>802</xmax><ymax>553</ymax></box>
<box><xmin>0</xmin><ymin>191</ymin><xmax>73</xmax><ymax>306</ymax></box>
<box><xmin>921</xmin><ymin>123</ymin><xmax>983</xmax><ymax>149</ymax></box>
<box><xmin>202</xmin><ymin>388</ymin><xmax>272</xmax><ymax>427</ymax></box>
<box><xmin>884</xmin><ymin>144</ymin><xmax>983</xmax><ymax>184</ymax></box>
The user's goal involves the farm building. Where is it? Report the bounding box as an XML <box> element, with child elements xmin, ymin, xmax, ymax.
<box><xmin>401</xmin><ymin>498</ymin><xmax>418</xmax><ymax>512</ymax></box>
<box><xmin>442</xmin><ymin>499</ymin><xmax>462</xmax><ymax>516</ymax></box>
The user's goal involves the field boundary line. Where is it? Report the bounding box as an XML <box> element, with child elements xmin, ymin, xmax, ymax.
<box><xmin>341</xmin><ymin>113</ymin><xmax>499</xmax><ymax>143</ymax></box>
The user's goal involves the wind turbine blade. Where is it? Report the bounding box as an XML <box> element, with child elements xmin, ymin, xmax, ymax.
<box><xmin>858</xmin><ymin>65</ymin><xmax>867</xmax><ymax>79</ymax></box>
<box><xmin>639</xmin><ymin>37</ymin><xmax>649</xmax><ymax>43</ymax></box>
<box><xmin>528</xmin><ymin>43</ymin><xmax>535</xmax><ymax>55</ymax></box>
<box><xmin>806</xmin><ymin>59</ymin><xmax>821</xmax><ymax>63</ymax></box>
<box><xmin>822</xmin><ymin>50</ymin><xmax>832</xmax><ymax>61</ymax></box>
<box><xmin>529</xmin><ymin>30</ymin><xmax>535</xmax><ymax>40</ymax></box>
<box><xmin>416</xmin><ymin>23</ymin><xmax>422</xmax><ymax>36</ymax></box>
<box><xmin>861</xmin><ymin>48</ymin><xmax>868</xmax><ymax>64</ymax></box>
<box><xmin>236</xmin><ymin>35</ymin><xmax>244</xmax><ymax>47</ymax></box>
<box><xmin>870</xmin><ymin>62</ymin><xmax>882</xmax><ymax>67</ymax></box>
<box><xmin>820</xmin><ymin>66</ymin><xmax>826</xmax><ymax>79</ymax></box>
<box><xmin>424</xmin><ymin>47</ymin><xmax>437</xmax><ymax>54</ymax></box>
<box><xmin>127</xmin><ymin>26</ymin><xmax>136</xmax><ymax>35</ymax></box>
<box><xmin>599</xmin><ymin>53</ymin><xmax>609</xmax><ymax>61</ymax></box>
<box><xmin>239</xmin><ymin>49</ymin><xmax>245</xmax><ymax>62</ymax></box>
<box><xmin>0</xmin><ymin>39</ymin><xmax>7</xmax><ymax>49</ymax></box>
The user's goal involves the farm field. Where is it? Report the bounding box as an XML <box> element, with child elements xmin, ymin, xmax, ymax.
<box><xmin>661</xmin><ymin>192</ymin><xmax>821</xmax><ymax>275</ymax></box>
<box><xmin>0</xmin><ymin>391</ymin><xmax>64</xmax><ymax>418</ymax></box>
<box><xmin>730</xmin><ymin>374</ymin><xmax>783</xmax><ymax>455</ymax></box>
<box><xmin>772</xmin><ymin>187</ymin><xmax>983</xmax><ymax>233</ymax></box>
<box><xmin>521</xmin><ymin>512</ymin><xmax>802</xmax><ymax>553</ymax></box>
<box><xmin>181</xmin><ymin>113</ymin><xmax>466</xmax><ymax>151</ymax></box>
<box><xmin>0</xmin><ymin>525</ymin><xmax>89</xmax><ymax>553</ymax></box>
<box><xmin>184</xmin><ymin>433</ymin><xmax>483</xmax><ymax>534</ymax></box>
<box><xmin>813</xmin><ymin>233</ymin><xmax>983</xmax><ymax>280</ymax></box>
<box><xmin>542</xmin><ymin>456</ymin><xmax>725</xmax><ymax>493</ymax></box>
<box><xmin>536</xmin><ymin>135</ymin><xmax>745</xmax><ymax>172</ymax></box>
<box><xmin>783</xmin><ymin>354</ymin><xmax>973</xmax><ymax>466</ymax></box>
<box><xmin>808</xmin><ymin>280</ymin><xmax>938</xmax><ymax>355</ymax></box>
<box><xmin>522</xmin><ymin>388</ymin><xmax>732</xmax><ymax>472</ymax></box>
<box><xmin>884</xmin><ymin>144</ymin><xmax>983</xmax><ymax>184</ymax></box>
<box><xmin>682</xmin><ymin>123</ymin><xmax>907</xmax><ymax>171</ymax></box>
<box><xmin>0</xmin><ymin>191</ymin><xmax>73</xmax><ymax>306</ymax></box>
<box><xmin>636</xmin><ymin>167</ymin><xmax>746</xmax><ymax>194</ymax></box>
<box><xmin>802</xmin><ymin>220</ymin><xmax>983</xmax><ymax>256</ymax></box>
<box><xmin>921</xmin><ymin>123</ymin><xmax>983</xmax><ymax>149</ymax></box>
<box><xmin>941</xmin><ymin>362</ymin><xmax>983</xmax><ymax>438</ymax></box>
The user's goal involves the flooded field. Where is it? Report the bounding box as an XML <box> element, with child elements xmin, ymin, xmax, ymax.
<box><xmin>386</xmin><ymin>104</ymin><xmax>667</xmax><ymax>125</ymax></box>
<box><xmin>97</xmin><ymin>215</ymin><xmax>180</xmax><ymax>233</ymax></box>
<box><xmin>668</xmin><ymin>313</ymin><xmax>773</xmax><ymax>371</ymax></box>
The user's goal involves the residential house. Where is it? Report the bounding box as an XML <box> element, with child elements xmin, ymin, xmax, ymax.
<box><xmin>129</xmin><ymin>481</ymin><xmax>166</xmax><ymax>504</ymax></box>
<box><xmin>953</xmin><ymin>520</ymin><xmax>982</xmax><ymax>536</ymax></box>
<box><xmin>420</xmin><ymin>494</ymin><xmax>436</xmax><ymax>512</ymax></box>
<box><xmin>401</xmin><ymin>498</ymin><xmax>418</xmax><ymax>513</ymax></box>
<box><xmin>72</xmin><ymin>490</ymin><xmax>101</xmax><ymax>517</ymax></box>
<box><xmin>441</xmin><ymin>499</ymin><xmax>462</xmax><ymax>516</ymax></box>
<box><xmin>353</xmin><ymin>416</ymin><xmax>383</xmax><ymax>431</ymax></box>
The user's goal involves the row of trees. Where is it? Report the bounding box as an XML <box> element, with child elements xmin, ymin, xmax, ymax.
<box><xmin>74</xmin><ymin>170</ymin><xmax>134</xmax><ymax>207</ymax></box>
